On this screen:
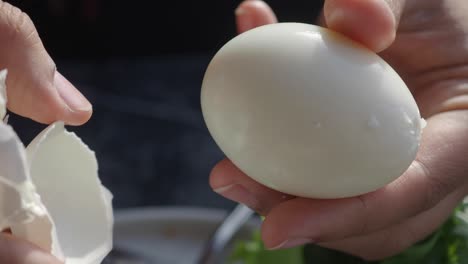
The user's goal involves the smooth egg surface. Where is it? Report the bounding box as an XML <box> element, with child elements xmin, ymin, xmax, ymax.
<box><xmin>201</xmin><ymin>23</ymin><xmax>422</xmax><ymax>198</ymax></box>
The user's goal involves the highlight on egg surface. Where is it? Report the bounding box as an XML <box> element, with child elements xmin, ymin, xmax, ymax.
<box><xmin>201</xmin><ymin>23</ymin><xmax>424</xmax><ymax>199</ymax></box>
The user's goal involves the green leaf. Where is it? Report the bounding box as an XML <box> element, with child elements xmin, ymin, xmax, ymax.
<box><xmin>229</xmin><ymin>231</ymin><xmax>304</xmax><ymax>264</ymax></box>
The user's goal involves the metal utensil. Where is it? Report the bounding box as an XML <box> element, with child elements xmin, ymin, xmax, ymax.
<box><xmin>103</xmin><ymin>246</ymin><xmax>154</xmax><ymax>264</ymax></box>
<box><xmin>196</xmin><ymin>204</ymin><xmax>255</xmax><ymax>264</ymax></box>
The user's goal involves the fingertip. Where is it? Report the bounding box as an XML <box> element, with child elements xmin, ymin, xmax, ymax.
<box><xmin>209</xmin><ymin>158</ymin><xmax>234</xmax><ymax>190</ymax></box>
<box><xmin>60</xmin><ymin>105</ymin><xmax>93</xmax><ymax>126</ymax></box>
<box><xmin>261</xmin><ymin>199</ymin><xmax>300</xmax><ymax>249</ymax></box>
<box><xmin>235</xmin><ymin>0</ymin><xmax>278</xmax><ymax>34</ymax></box>
<box><xmin>23</xmin><ymin>95</ymin><xmax>92</xmax><ymax>127</ymax></box>
<box><xmin>209</xmin><ymin>159</ymin><xmax>294</xmax><ymax>215</ymax></box>
<box><xmin>324</xmin><ymin>0</ymin><xmax>397</xmax><ymax>52</ymax></box>
<box><xmin>54</xmin><ymin>72</ymin><xmax>93</xmax><ymax>126</ymax></box>
<box><xmin>261</xmin><ymin>211</ymin><xmax>290</xmax><ymax>250</ymax></box>
<box><xmin>261</xmin><ymin>198</ymin><xmax>335</xmax><ymax>249</ymax></box>
<box><xmin>0</xmin><ymin>2</ymin><xmax>93</xmax><ymax>126</ymax></box>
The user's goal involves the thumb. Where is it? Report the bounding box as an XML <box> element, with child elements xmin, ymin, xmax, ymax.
<box><xmin>0</xmin><ymin>1</ymin><xmax>92</xmax><ymax>125</ymax></box>
<box><xmin>0</xmin><ymin>233</ymin><xmax>62</xmax><ymax>264</ymax></box>
<box><xmin>323</xmin><ymin>0</ymin><xmax>406</xmax><ymax>52</ymax></box>
<box><xmin>235</xmin><ymin>0</ymin><xmax>278</xmax><ymax>34</ymax></box>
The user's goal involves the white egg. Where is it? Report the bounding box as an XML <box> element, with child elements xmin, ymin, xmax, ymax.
<box><xmin>201</xmin><ymin>23</ymin><xmax>423</xmax><ymax>199</ymax></box>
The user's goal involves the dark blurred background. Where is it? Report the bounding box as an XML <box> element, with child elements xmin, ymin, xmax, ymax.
<box><xmin>7</xmin><ymin>0</ymin><xmax>324</xmax><ymax>210</ymax></box>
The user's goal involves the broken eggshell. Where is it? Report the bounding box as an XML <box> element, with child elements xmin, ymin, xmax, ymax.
<box><xmin>25</xmin><ymin>122</ymin><xmax>114</xmax><ymax>263</ymax></box>
<box><xmin>0</xmin><ymin>69</ymin><xmax>113</xmax><ymax>263</ymax></box>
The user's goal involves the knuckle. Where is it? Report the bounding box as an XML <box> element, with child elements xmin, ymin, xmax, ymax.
<box><xmin>414</xmin><ymin>159</ymin><xmax>451</xmax><ymax>211</ymax></box>
<box><xmin>357</xmin><ymin>231</ymin><xmax>393</xmax><ymax>261</ymax></box>
<box><xmin>0</xmin><ymin>1</ymin><xmax>38</xmax><ymax>43</ymax></box>
<box><xmin>357</xmin><ymin>227</ymin><xmax>415</xmax><ymax>261</ymax></box>
<box><xmin>359</xmin><ymin>252</ymin><xmax>382</xmax><ymax>262</ymax></box>
<box><xmin>383</xmin><ymin>232</ymin><xmax>416</xmax><ymax>260</ymax></box>
<box><xmin>358</xmin><ymin>238</ymin><xmax>411</xmax><ymax>261</ymax></box>
<box><xmin>358</xmin><ymin>247</ymin><xmax>386</xmax><ymax>261</ymax></box>
<box><xmin>423</xmin><ymin>176</ymin><xmax>449</xmax><ymax>211</ymax></box>
<box><xmin>393</xmin><ymin>230</ymin><xmax>416</xmax><ymax>254</ymax></box>
<box><xmin>355</xmin><ymin>195</ymin><xmax>371</xmax><ymax>235</ymax></box>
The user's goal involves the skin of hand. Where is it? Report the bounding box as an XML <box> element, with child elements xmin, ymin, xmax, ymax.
<box><xmin>0</xmin><ymin>1</ymin><xmax>92</xmax><ymax>125</ymax></box>
<box><xmin>0</xmin><ymin>1</ymin><xmax>92</xmax><ymax>263</ymax></box>
<box><xmin>210</xmin><ymin>0</ymin><xmax>468</xmax><ymax>260</ymax></box>
<box><xmin>0</xmin><ymin>233</ymin><xmax>62</xmax><ymax>264</ymax></box>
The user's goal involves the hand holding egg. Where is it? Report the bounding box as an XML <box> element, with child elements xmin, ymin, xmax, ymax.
<box><xmin>208</xmin><ymin>0</ymin><xmax>468</xmax><ymax>260</ymax></box>
<box><xmin>202</xmin><ymin>22</ymin><xmax>424</xmax><ymax>199</ymax></box>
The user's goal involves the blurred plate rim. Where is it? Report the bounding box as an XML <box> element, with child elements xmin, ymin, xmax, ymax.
<box><xmin>113</xmin><ymin>206</ymin><xmax>261</xmax><ymax>226</ymax></box>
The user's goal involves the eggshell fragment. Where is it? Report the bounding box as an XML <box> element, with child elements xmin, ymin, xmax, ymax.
<box><xmin>0</xmin><ymin>70</ymin><xmax>113</xmax><ymax>263</ymax></box>
<box><xmin>0</xmin><ymin>124</ymin><xmax>30</xmax><ymax>184</ymax></box>
<box><xmin>10</xmin><ymin>212</ymin><xmax>59</xmax><ymax>257</ymax></box>
<box><xmin>201</xmin><ymin>23</ymin><xmax>423</xmax><ymax>198</ymax></box>
<box><xmin>25</xmin><ymin>122</ymin><xmax>113</xmax><ymax>264</ymax></box>
<box><xmin>0</xmin><ymin>123</ymin><xmax>56</xmax><ymax>258</ymax></box>
<box><xmin>0</xmin><ymin>123</ymin><xmax>47</xmax><ymax>229</ymax></box>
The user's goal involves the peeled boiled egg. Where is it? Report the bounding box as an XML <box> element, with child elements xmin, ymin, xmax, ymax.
<box><xmin>201</xmin><ymin>23</ymin><xmax>423</xmax><ymax>199</ymax></box>
<box><xmin>0</xmin><ymin>69</ymin><xmax>113</xmax><ymax>263</ymax></box>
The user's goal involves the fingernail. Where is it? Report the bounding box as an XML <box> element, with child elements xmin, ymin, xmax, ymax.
<box><xmin>326</xmin><ymin>7</ymin><xmax>347</xmax><ymax>27</ymax></box>
<box><xmin>235</xmin><ymin>5</ymin><xmax>247</xmax><ymax>16</ymax></box>
<box><xmin>374</xmin><ymin>30</ymin><xmax>395</xmax><ymax>53</ymax></box>
<box><xmin>214</xmin><ymin>184</ymin><xmax>261</xmax><ymax>211</ymax></box>
<box><xmin>54</xmin><ymin>72</ymin><xmax>92</xmax><ymax>112</ymax></box>
<box><xmin>268</xmin><ymin>238</ymin><xmax>313</xmax><ymax>250</ymax></box>
<box><xmin>326</xmin><ymin>1</ymin><xmax>396</xmax><ymax>53</ymax></box>
<box><xmin>235</xmin><ymin>0</ymin><xmax>259</xmax><ymax>34</ymax></box>
<box><xmin>235</xmin><ymin>0</ymin><xmax>261</xmax><ymax>15</ymax></box>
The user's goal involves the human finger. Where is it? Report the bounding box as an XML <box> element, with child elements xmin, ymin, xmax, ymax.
<box><xmin>235</xmin><ymin>0</ymin><xmax>278</xmax><ymax>34</ymax></box>
<box><xmin>0</xmin><ymin>1</ymin><xmax>92</xmax><ymax>125</ymax></box>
